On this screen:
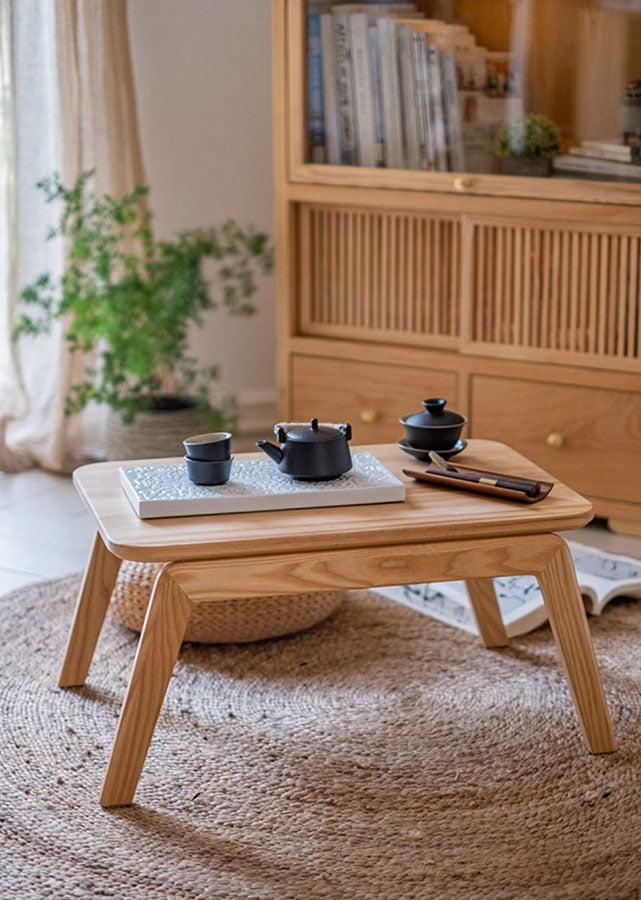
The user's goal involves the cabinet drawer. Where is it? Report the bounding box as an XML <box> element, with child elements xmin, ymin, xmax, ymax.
<box><xmin>471</xmin><ymin>375</ymin><xmax>641</xmax><ymax>503</ymax></box>
<box><xmin>291</xmin><ymin>355</ymin><xmax>459</xmax><ymax>444</ymax></box>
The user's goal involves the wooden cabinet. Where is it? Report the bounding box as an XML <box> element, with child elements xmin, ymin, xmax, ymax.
<box><xmin>471</xmin><ymin>376</ymin><xmax>641</xmax><ymax>505</ymax></box>
<box><xmin>272</xmin><ymin>0</ymin><xmax>641</xmax><ymax>535</ymax></box>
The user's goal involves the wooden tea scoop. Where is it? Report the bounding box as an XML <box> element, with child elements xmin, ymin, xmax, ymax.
<box><xmin>427</xmin><ymin>451</ymin><xmax>542</xmax><ymax>498</ymax></box>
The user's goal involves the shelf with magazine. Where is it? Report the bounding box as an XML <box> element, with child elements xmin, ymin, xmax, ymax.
<box><xmin>296</xmin><ymin>0</ymin><xmax>641</xmax><ymax>204</ymax></box>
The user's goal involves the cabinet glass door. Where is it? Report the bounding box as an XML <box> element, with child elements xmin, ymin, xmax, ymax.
<box><xmin>306</xmin><ymin>0</ymin><xmax>641</xmax><ymax>185</ymax></box>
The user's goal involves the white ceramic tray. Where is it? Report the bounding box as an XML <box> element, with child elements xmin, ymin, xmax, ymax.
<box><xmin>119</xmin><ymin>451</ymin><xmax>405</xmax><ymax>519</ymax></box>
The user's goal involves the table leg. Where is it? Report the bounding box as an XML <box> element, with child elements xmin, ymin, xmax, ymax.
<box><xmin>465</xmin><ymin>578</ymin><xmax>510</xmax><ymax>648</ymax></box>
<box><xmin>59</xmin><ymin>532</ymin><xmax>122</xmax><ymax>688</ymax></box>
<box><xmin>100</xmin><ymin>565</ymin><xmax>193</xmax><ymax>807</ymax></box>
<box><xmin>537</xmin><ymin>536</ymin><xmax>616</xmax><ymax>754</ymax></box>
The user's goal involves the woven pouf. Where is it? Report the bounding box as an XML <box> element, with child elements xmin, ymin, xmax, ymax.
<box><xmin>110</xmin><ymin>560</ymin><xmax>345</xmax><ymax>643</ymax></box>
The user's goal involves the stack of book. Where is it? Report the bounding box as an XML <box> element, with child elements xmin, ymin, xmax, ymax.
<box><xmin>553</xmin><ymin>139</ymin><xmax>641</xmax><ymax>181</ymax></box>
<box><xmin>307</xmin><ymin>2</ymin><xmax>522</xmax><ymax>172</ymax></box>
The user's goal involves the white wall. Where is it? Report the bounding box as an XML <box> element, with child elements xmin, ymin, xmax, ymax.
<box><xmin>127</xmin><ymin>0</ymin><xmax>276</xmax><ymax>430</ymax></box>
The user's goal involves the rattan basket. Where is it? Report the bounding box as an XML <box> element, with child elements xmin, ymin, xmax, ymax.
<box><xmin>111</xmin><ymin>560</ymin><xmax>345</xmax><ymax>643</ymax></box>
<box><xmin>105</xmin><ymin>402</ymin><xmax>207</xmax><ymax>461</ymax></box>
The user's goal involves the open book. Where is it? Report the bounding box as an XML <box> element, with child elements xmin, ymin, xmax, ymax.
<box><xmin>375</xmin><ymin>542</ymin><xmax>641</xmax><ymax>637</ymax></box>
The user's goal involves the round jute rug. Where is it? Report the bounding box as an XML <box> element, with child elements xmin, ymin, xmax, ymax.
<box><xmin>2</xmin><ymin>577</ymin><xmax>641</xmax><ymax>900</ymax></box>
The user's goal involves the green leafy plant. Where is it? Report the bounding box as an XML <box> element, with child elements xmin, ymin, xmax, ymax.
<box><xmin>497</xmin><ymin>113</ymin><xmax>562</xmax><ymax>159</ymax></box>
<box><xmin>13</xmin><ymin>170</ymin><xmax>273</xmax><ymax>424</ymax></box>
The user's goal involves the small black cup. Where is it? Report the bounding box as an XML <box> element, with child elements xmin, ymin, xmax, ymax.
<box><xmin>183</xmin><ymin>431</ymin><xmax>232</xmax><ymax>462</ymax></box>
<box><xmin>185</xmin><ymin>455</ymin><xmax>233</xmax><ymax>486</ymax></box>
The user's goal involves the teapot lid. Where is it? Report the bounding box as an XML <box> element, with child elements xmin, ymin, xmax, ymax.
<box><xmin>282</xmin><ymin>418</ymin><xmax>345</xmax><ymax>443</ymax></box>
<box><xmin>404</xmin><ymin>398</ymin><xmax>466</xmax><ymax>427</ymax></box>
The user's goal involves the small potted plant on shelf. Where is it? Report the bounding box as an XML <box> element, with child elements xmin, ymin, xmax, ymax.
<box><xmin>497</xmin><ymin>113</ymin><xmax>562</xmax><ymax>177</ymax></box>
<box><xmin>13</xmin><ymin>170</ymin><xmax>273</xmax><ymax>460</ymax></box>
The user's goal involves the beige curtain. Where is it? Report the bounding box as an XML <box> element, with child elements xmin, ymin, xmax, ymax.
<box><xmin>0</xmin><ymin>0</ymin><xmax>144</xmax><ymax>472</ymax></box>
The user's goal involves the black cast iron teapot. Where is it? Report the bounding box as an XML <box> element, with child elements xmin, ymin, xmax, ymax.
<box><xmin>257</xmin><ymin>418</ymin><xmax>353</xmax><ymax>480</ymax></box>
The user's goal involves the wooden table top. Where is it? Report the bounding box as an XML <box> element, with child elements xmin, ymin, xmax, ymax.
<box><xmin>73</xmin><ymin>440</ymin><xmax>593</xmax><ymax>562</ymax></box>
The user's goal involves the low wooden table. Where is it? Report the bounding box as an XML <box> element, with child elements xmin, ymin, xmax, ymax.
<box><xmin>60</xmin><ymin>440</ymin><xmax>616</xmax><ymax>807</ymax></box>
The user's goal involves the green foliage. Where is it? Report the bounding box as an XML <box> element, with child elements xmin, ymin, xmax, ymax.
<box><xmin>12</xmin><ymin>170</ymin><xmax>273</xmax><ymax>424</ymax></box>
<box><xmin>497</xmin><ymin>114</ymin><xmax>562</xmax><ymax>159</ymax></box>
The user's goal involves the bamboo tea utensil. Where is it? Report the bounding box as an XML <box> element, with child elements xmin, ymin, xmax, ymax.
<box><xmin>403</xmin><ymin>462</ymin><xmax>553</xmax><ymax>503</ymax></box>
<box><xmin>428</xmin><ymin>451</ymin><xmax>542</xmax><ymax>497</ymax></box>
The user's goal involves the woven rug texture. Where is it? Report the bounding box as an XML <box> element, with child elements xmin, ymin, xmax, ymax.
<box><xmin>2</xmin><ymin>575</ymin><xmax>641</xmax><ymax>900</ymax></box>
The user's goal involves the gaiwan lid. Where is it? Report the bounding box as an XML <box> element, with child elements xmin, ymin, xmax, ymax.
<box><xmin>403</xmin><ymin>398</ymin><xmax>466</xmax><ymax>427</ymax></box>
<box><xmin>278</xmin><ymin>418</ymin><xmax>346</xmax><ymax>443</ymax></box>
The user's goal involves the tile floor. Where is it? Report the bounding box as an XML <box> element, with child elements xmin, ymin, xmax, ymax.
<box><xmin>0</xmin><ymin>465</ymin><xmax>640</xmax><ymax>596</ymax></box>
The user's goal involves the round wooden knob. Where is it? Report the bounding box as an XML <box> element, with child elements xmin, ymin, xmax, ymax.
<box><xmin>359</xmin><ymin>409</ymin><xmax>379</xmax><ymax>424</ymax></box>
<box><xmin>546</xmin><ymin>432</ymin><xmax>565</xmax><ymax>448</ymax></box>
<box><xmin>454</xmin><ymin>176</ymin><xmax>475</xmax><ymax>192</ymax></box>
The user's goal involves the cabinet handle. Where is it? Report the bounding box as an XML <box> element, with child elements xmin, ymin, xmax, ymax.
<box><xmin>454</xmin><ymin>176</ymin><xmax>475</xmax><ymax>192</ymax></box>
<box><xmin>359</xmin><ymin>409</ymin><xmax>380</xmax><ymax>424</ymax></box>
<box><xmin>546</xmin><ymin>432</ymin><xmax>565</xmax><ymax>448</ymax></box>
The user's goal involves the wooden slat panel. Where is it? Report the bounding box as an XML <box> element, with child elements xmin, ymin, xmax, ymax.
<box><xmin>467</xmin><ymin>220</ymin><xmax>641</xmax><ymax>367</ymax></box>
<box><xmin>301</xmin><ymin>205</ymin><xmax>640</xmax><ymax>367</ymax></box>
<box><xmin>300</xmin><ymin>203</ymin><xmax>460</xmax><ymax>344</ymax></box>
<box><xmin>587</xmin><ymin>232</ymin><xmax>599</xmax><ymax>355</ymax></box>
<box><xmin>618</xmin><ymin>235</ymin><xmax>630</xmax><ymax>358</ymax></box>
<box><xmin>626</xmin><ymin>237</ymin><xmax>641</xmax><ymax>357</ymax></box>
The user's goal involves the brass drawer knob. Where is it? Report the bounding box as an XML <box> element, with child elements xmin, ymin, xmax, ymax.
<box><xmin>454</xmin><ymin>176</ymin><xmax>475</xmax><ymax>192</ymax></box>
<box><xmin>546</xmin><ymin>432</ymin><xmax>565</xmax><ymax>448</ymax></box>
<box><xmin>359</xmin><ymin>409</ymin><xmax>380</xmax><ymax>425</ymax></box>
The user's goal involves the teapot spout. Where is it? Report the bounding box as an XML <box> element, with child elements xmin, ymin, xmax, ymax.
<box><xmin>256</xmin><ymin>440</ymin><xmax>284</xmax><ymax>465</ymax></box>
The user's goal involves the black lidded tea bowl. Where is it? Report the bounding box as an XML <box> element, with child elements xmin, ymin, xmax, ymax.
<box><xmin>399</xmin><ymin>398</ymin><xmax>467</xmax><ymax>451</ymax></box>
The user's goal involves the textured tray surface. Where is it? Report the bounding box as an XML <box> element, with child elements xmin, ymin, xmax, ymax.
<box><xmin>120</xmin><ymin>451</ymin><xmax>405</xmax><ymax>519</ymax></box>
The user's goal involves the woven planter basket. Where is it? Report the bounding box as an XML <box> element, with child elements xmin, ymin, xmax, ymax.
<box><xmin>105</xmin><ymin>400</ymin><xmax>208</xmax><ymax>461</ymax></box>
<box><xmin>111</xmin><ymin>560</ymin><xmax>345</xmax><ymax>644</ymax></box>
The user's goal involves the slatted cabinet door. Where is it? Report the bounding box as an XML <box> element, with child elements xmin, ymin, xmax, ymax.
<box><xmin>300</xmin><ymin>204</ymin><xmax>461</xmax><ymax>349</ymax></box>
<box><xmin>464</xmin><ymin>218</ymin><xmax>641</xmax><ymax>372</ymax></box>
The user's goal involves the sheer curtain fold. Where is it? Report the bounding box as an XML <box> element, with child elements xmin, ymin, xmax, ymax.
<box><xmin>0</xmin><ymin>0</ymin><xmax>144</xmax><ymax>472</ymax></box>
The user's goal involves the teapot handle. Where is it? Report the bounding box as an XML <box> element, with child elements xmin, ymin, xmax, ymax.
<box><xmin>276</xmin><ymin>425</ymin><xmax>288</xmax><ymax>442</ymax></box>
<box><xmin>339</xmin><ymin>423</ymin><xmax>352</xmax><ymax>441</ymax></box>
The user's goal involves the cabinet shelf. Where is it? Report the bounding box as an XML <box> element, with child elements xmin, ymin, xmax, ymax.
<box><xmin>288</xmin><ymin>162</ymin><xmax>641</xmax><ymax>207</ymax></box>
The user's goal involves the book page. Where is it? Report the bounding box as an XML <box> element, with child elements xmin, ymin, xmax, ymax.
<box><xmin>568</xmin><ymin>543</ymin><xmax>641</xmax><ymax>613</ymax></box>
<box><xmin>375</xmin><ymin>541</ymin><xmax>641</xmax><ymax>637</ymax></box>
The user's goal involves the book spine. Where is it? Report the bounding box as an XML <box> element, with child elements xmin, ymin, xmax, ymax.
<box><xmin>377</xmin><ymin>19</ymin><xmax>405</xmax><ymax>169</ymax></box>
<box><xmin>397</xmin><ymin>24</ymin><xmax>421</xmax><ymax>170</ymax></box>
<box><xmin>333</xmin><ymin>7</ymin><xmax>358</xmax><ymax>165</ymax></box>
<box><xmin>368</xmin><ymin>24</ymin><xmax>385</xmax><ymax>166</ymax></box>
<box><xmin>440</xmin><ymin>49</ymin><xmax>465</xmax><ymax>171</ymax></box>
<box><xmin>411</xmin><ymin>31</ymin><xmax>431</xmax><ymax>170</ymax></box>
<box><xmin>307</xmin><ymin>8</ymin><xmax>326</xmax><ymax>163</ymax></box>
<box><xmin>552</xmin><ymin>154</ymin><xmax>641</xmax><ymax>179</ymax></box>
<box><xmin>321</xmin><ymin>13</ymin><xmax>341</xmax><ymax>165</ymax></box>
<box><xmin>426</xmin><ymin>42</ymin><xmax>448</xmax><ymax>170</ymax></box>
<box><xmin>419</xmin><ymin>36</ymin><xmax>437</xmax><ymax>170</ymax></box>
<box><xmin>570</xmin><ymin>146</ymin><xmax>636</xmax><ymax>164</ymax></box>
<box><xmin>581</xmin><ymin>139</ymin><xmax>639</xmax><ymax>163</ymax></box>
<box><xmin>349</xmin><ymin>12</ymin><xmax>377</xmax><ymax>167</ymax></box>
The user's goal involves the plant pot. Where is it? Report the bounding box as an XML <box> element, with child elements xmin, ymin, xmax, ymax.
<box><xmin>501</xmin><ymin>156</ymin><xmax>552</xmax><ymax>178</ymax></box>
<box><xmin>105</xmin><ymin>396</ymin><xmax>209</xmax><ymax>461</ymax></box>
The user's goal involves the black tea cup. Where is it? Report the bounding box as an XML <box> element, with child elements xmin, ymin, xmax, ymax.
<box><xmin>183</xmin><ymin>431</ymin><xmax>232</xmax><ymax>462</ymax></box>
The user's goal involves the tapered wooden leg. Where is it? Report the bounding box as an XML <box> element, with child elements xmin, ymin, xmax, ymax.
<box><xmin>465</xmin><ymin>578</ymin><xmax>510</xmax><ymax>648</ymax></box>
<box><xmin>59</xmin><ymin>532</ymin><xmax>122</xmax><ymax>688</ymax></box>
<box><xmin>100</xmin><ymin>566</ymin><xmax>193</xmax><ymax>807</ymax></box>
<box><xmin>537</xmin><ymin>537</ymin><xmax>616</xmax><ymax>754</ymax></box>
